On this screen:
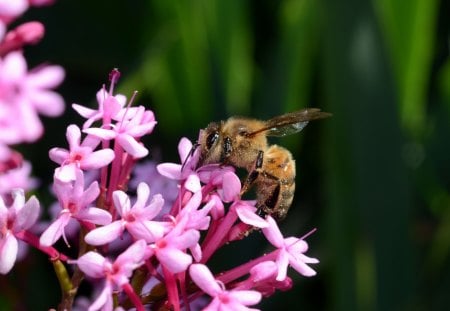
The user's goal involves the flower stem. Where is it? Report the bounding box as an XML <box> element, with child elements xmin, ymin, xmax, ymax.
<box><xmin>15</xmin><ymin>230</ymin><xmax>70</xmax><ymax>261</ymax></box>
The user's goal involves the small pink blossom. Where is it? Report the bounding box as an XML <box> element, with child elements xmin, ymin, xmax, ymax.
<box><xmin>72</xmin><ymin>87</ymin><xmax>127</xmax><ymax>129</ymax></box>
<box><xmin>157</xmin><ymin>137</ymin><xmax>201</xmax><ymax>193</ymax></box>
<box><xmin>262</xmin><ymin>216</ymin><xmax>319</xmax><ymax>280</ymax></box>
<box><xmin>84</xmin><ymin>182</ymin><xmax>166</xmax><ymax>245</ymax></box>
<box><xmin>0</xmin><ymin>51</ymin><xmax>64</xmax><ymax>143</ymax></box>
<box><xmin>0</xmin><ymin>161</ymin><xmax>38</xmax><ymax>197</ymax></box>
<box><xmin>73</xmin><ymin>239</ymin><xmax>147</xmax><ymax>311</ymax></box>
<box><xmin>190</xmin><ymin>263</ymin><xmax>262</xmax><ymax>311</ymax></box>
<box><xmin>0</xmin><ymin>189</ymin><xmax>39</xmax><ymax>274</ymax></box>
<box><xmin>198</xmin><ymin>165</ymin><xmax>241</xmax><ymax>202</ymax></box>
<box><xmin>49</xmin><ymin>124</ymin><xmax>115</xmax><ymax>182</ymax></box>
<box><xmin>40</xmin><ymin>170</ymin><xmax>111</xmax><ymax>247</ymax></box>
<box><xmin>84</xmin><ymin>106</ymin><xmax>156</xmax><ymax>158</ymax></box>
<box><xmin>147</xmin><ymin>221</ymin><xmax>200</xmax><ymax>274</ymax></box>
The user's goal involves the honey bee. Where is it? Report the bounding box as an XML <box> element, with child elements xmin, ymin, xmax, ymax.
<box><xmin>197</xmin><ymin>108</ymin><xmax>331</xmax><ymax>220</ymax></box>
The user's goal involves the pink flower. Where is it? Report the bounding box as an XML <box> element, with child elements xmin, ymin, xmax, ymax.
<box><xmin>147</xmin><ymin>221</ymin><xmax>200</xmax><ymax>274</ymax></box>
<box><xmin>84</xmin><ymin>106</ymin><xmax>156</xmax><ymax>158</ymax></box>
<box><xmin>0</xmin><ymin>51</ymin><xmax>64</xmax><ymax>143</ymax></box>
<box><xmin>0</xmin><ymin>189</ymin><xmax>39</xmax><ymax>274</ymax></box>
<box><xmin>130</xmin><ymin>160</ymin><xmax>178</xmax><ymax>214</ymax></box>
<box><xmin>262</xmin><ymin>216</ymin><xmax>319</xmax><ymax>280</ymax></box>
<box><xmin>198</xmin><ymin>164</ymin><xmax>242</xmax><ymax>202</ymax></box>
<box><xmin>190</xmin><ymin>263</ymin><xmax>262</xmax><ymax>310</ymax></box>
<box><xmin>84</xmin><ymin>182</ymin><xmax>166</xmax><ymax>245</ymax></box>
<box><xmin>0</xmin><ymin>161</ymin><xmax>38</xmax><ymax>197</ymax></box>
<box><xmin>73</xmin><ymin>239</ymin><xmax>147</xmax><ymax>311</ymax></box>
<box><xmin>49</xmin><ymin>124</ymin><xmax>115</xmax><ymax>182</ymax></box>
<box><xmin>72</xmin><ymin>87</ymin><xmax>127</xmax><ymax>129</ymax></box>
<box><xmin>40</xmin><ymin>170</ymin><xmax>111</xmax><ymax>247</ymax></box>
<box><xmin>157</xmin><ymin>137</ymin><xmax>202</xmax><ymax>193</ymax></box>
<box><xmin>247</xmin><ymin>261</ymin><xmax>293</xmax><ymax>297</ymax></box>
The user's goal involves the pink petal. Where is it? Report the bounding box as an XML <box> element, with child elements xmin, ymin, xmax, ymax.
<box><xmin>30</xmin><ymin>90</ymin><xmax>65</xmax><ymax>116</ymax></box>
<box><xmin>262</xmin><ymin>216</ymin><xmax>284</xmax><ymax>248</ymax></box>
<box><xmin>49</xmin><ymin>147</ymin><xmax>69</xmax><ymax>164</ymax></box>
<box><xmin>185</xmin><ymin>174</ymin><xmax>201</xmax><ymax>193</ymax></box>
<box><xmin>178</xmin><ymin>138</ymin><xmax>193</xmax><ymax>162</ymax></box>
<box><xmin>16</xmin><ymin>102</ymin><xmax>43</xmax><ymax>142</ymax></box>
<box><xmin>288</xmin><ymin>255</ymin><xmax>317</xmax><ymax>277</ymax></box>
<box><xmin>72</xmin><ymin>103</ymin><xmax>96</xmax><ymax>119</ymax></box>
<box><xmin>115</xmin><ymin>239</ymin><xmax>147</xmax><ymax>267</ymax></box>
<box><xmin>0</xmin><ymin>0</ymin><xmax>28</xmax><ymax>16</ymax></box>
<box><xmin>77</xmin><ymin>207</ymin><xmax>112</xmax><ymax>225</ymax></box>
<box><xmin>137</xmin><ymin>194</ymin><xmax>164</xmax><ymax>220</ymax></box>
<box><xmin>0</xmin><ymin>234</ymin><xmax>18</xmax><ymax>274</ymax></box>
<box><xmin>158</xmin><ymin>247</ymin><xmax>192</xmax><ymax>274</ymax></box>
<box><xmin>127</xmin><ymin>221</ymin><xmax>165</xmax><ymax>243</ymax></box>
<box><xmin>116</xmin><ymin>134</ymin><xmax>148</xmax><ymax>158</ymax></box>
<box><xmin>84</xmin><ymin>221</ymin><xmax>124</xmax><ymax>246</ymax></box>
<box><xmin>3</xmin><ymin>52</ymin><xmax>27</xmax><ymax>80</ymax></box>
<box><xmin>81</xmin><ymin>149</ymin><xmax>115</xmax><ymax>169</ymax></box>
<box><xmin>83</xmin><ymin>128</ymin><xmax>117</xmax><ymax>140</ymax></box>
<box><xmin>170</xmin><ymin>229</ymin><xmax>200</xmax><ymax>250</ymax></box>
<box><xmin>156</xmin><ymin>163</ymin><xmax>182</xmax><ymax>180</ymax></box>
<box><xmin>14</xmin><ymin>195</ymin><xmax>40</xmax><ymax>231</ymax></box>
<box><xmin>54</xmin><ymin>163</ymin><xmax>77</xmax><ymax>182</ymax></box>
<box><xmin>134</xmin><ymin>182</ymin><xmax>150</xmax><ymax>210</ymax></box>
<box><xmin>235</xmin><ymin>204</ymin><xmax>267</xmax><ymax>228</ymax></box>
<box><xmin>250</xmin><ymin>261</ymin><xmax>278</xmax><ymax>282</ymax></box>
<box><xmin>79</xmin><ymin>182</ymin><xmax>100</xmax><ymax>208</ymax></box>
<box><xmin>88</xmin><ymin>283</ymin><xmax>112</xmax><ymax>311</ymax></box>
<box><xmin>26</xmin><ymin>65</ymin><xmax>64</xmax><ymax>89</ymax></box>
<box><xmin>66</xmin><ymin>124</ymin><xmax>81</xmax><ymax>149</ymax></box>
<box><xmin>76</xmin><ymin>251</ymin><xmax>107</xmax><ymax>278</ymax></box>
<box><xmin>189</xmin><ymin>264</ymin><xmax>221</xmax><ymax>296</ymax></box>
<box><xmin>230</xmin><ymin>290</ymin><xmax>262</xmax><ymax>305</ymax></box>
<box><xmin>127</xmin><ymin>122</ymin><xmax>156</xmax><ymax>137</ymax></box>
<box><xmin>112</xmin><ymin>191</ymin><xmax>131</xmax><ymax>217</ymax></box>
<box><xmin>218</xmin><ymin>172</ymin><xmax>241</xmax><ymax>202</ymax></box>
<box><xmin>39</xmin><ymin>213</ymin><xmax>70</xmax><ymax>247</ymax></box>
<box><xmin>276</xmin><ymin>250</ymin><xmax>289</xmax><ymax>281</ymax></box>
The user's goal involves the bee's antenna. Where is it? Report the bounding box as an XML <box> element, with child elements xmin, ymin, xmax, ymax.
<box><xmin>181</xmin><ymin>142</ymin><xmax>200</xmax><ymax>171</ymax></box>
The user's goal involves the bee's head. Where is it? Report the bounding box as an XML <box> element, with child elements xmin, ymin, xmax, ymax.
<box><xmin>198</xmin><ymin>122</ymin><xmax>225</xmax><ymax>166</ymax></box>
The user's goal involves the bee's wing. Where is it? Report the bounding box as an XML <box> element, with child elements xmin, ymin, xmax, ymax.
<box><xmin>248</xmin><ymin>108</ymin><xmax>332</xmax><ymax>137</ymax></box>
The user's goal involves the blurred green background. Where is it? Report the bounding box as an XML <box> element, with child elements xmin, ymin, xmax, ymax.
<box><xmin>2</xmin><ymin>0</ymin><xmax>449</xmax><ymax>310</ymax></box>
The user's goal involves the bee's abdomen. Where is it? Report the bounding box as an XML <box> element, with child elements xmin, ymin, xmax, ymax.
<box><xmin>256</xmin><ymin>145</ymin><xmax>296</xmax><ymax>220</ymax></box>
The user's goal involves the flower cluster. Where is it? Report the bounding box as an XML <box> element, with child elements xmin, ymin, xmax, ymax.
<box><xmin>0</xmin><ymin>0</ymin><xmax>64</xmax><ymax>197</ymax></box>
<box><xmin>0</xmin><ymin>2</ymin><xmax>320</xmax><ymax>310</ymax></box>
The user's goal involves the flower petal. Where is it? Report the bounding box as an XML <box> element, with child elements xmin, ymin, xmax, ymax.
<box><xmin>262</xmin><ymin>216</ymin><xmax>284</xmax><ymax>248</ymax></box>
<box><xmin>157</xmin><ymin>247</ymin><xmax>192</xmax><ymax>274</ymax></box>
<box><xmin>116</xmin><ymin>134</ymin><xmax>148</xmax><ymax>158</ymax></box>
<box><xmin>189</xmin><ymin>264</ymin><xmax>221</xmax><ymax>296</ymax></box>
<box><xmin>39</xmin><ymin>213</ymin><xmax>71</xmax><ymax>247</ymax></box>
<box><xmin>84</xmin><ymin>221</ymin><xmax>124</xmax><ymax>246</ymax></box>
<box><xmin>0</xmin><ymin>234</ymin><xmax>18</xmax><ymax>274</ymax></box>
<box><xmin>77</xmin><ymin>207</ymin><xmax>112</xmax><ymax>225</ymax></box>
<box><xmin>76</xmin><ymin>251</ymin><xmax>107</xmax><ymax>278</ymax></box>
<box><xmin>156</xmin><ymin>163</ymin><xmax>182</xmax><ymax>180</ymax></box>
<box><xmin>14</xmin><ymin>195</ymin><xmax>40</xmax><ymax>231</ymax></box>
<box><xmin>81</xmin><ymin>149</ymin><xmax>115</xmax><ymax>169</ymax></box>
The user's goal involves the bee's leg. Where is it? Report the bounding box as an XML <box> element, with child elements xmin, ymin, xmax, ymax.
<box><xmin>257</xmin><ymin>181</ymin><xmax>281</xmax><ymax>219</ymax></box>
<box><xmin>240</xmin><ymin>150</ymin><xmax>264</xmax><ymax>195</ymax></box>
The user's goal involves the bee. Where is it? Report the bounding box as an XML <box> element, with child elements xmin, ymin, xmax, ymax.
<box><xmin>197</xmin><ymin>108</ymin><xmax>331</xmax><ymax>220</ymax></box>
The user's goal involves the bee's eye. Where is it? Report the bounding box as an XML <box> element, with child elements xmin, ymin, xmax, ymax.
<box><xmin>206</xmin><ymin>132</ymin><xmax>219</xmax><ymax>150</ymax></box>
